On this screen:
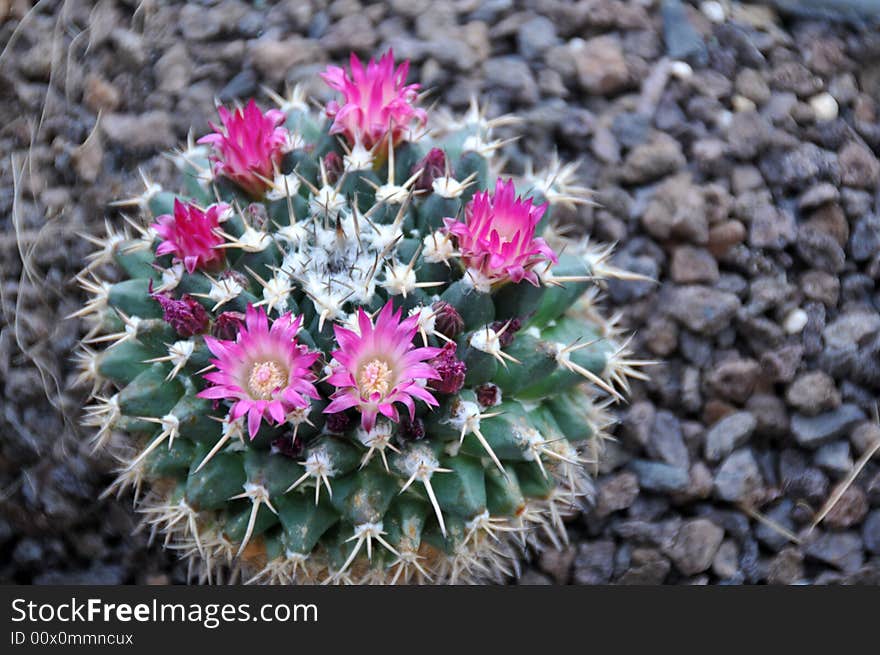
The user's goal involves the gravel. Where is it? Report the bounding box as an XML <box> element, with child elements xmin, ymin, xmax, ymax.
<box><xmin>2</xmin><ymin>0</ymin><xmax>879</xmax><ymax>586</ymax></box>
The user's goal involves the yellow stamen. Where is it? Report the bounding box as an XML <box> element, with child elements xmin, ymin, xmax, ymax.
<box><xmin>359</xmin><ymin>358</ymin><xmax>392</xmax><ymax>397</ymax></box>
<box><xmin>248</xmin><ymin>361</ymin><xmax>288</xmax><ymax>399</ymax></box>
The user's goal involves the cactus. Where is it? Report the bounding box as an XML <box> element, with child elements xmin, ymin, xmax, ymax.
<box><xmin>75</xmin><ymin>51</ymin><xmax>648</xmax><ymax>584</ymax></box>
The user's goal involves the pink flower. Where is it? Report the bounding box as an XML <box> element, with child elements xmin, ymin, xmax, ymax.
<box><xmin>198</xmin><ymin>100</ymin><xmax>290</xmax><ymax>198</ymax></box>
<box><xmin>198</xmin><ymin>305</ymin><xmax>320</xmax><ymax>439</ymax></box>
<box><xmin>320</xmin><ymin>50</ymin><xmax>427</xmax><ymax>150</ymax></box>
<box><xmin>324</xmin><ymin>302</ymin><xmax>442</xmax><ymax>432</ymax></box>
<box><xmin>444</xmin><ymin>178</ymin><xmax>557</xmax><ymax>286</ymax></box>
<box><xmin>153</xmin><ymin>200</ymin><xmax>227</xmax><ymax>274</ymax></box>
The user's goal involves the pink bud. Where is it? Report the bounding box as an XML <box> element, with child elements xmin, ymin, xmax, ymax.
<box><xmin>431</xmin><ymin>301</ymin><xmax>464</xmax><ymax>339</ymax></box>
<box><xmin>323</xmin><ymin>152</ymin><xmax>344</xmax><ymax>186</ymax></box>
<box><xmin>413</xmin><ymin>148</ymin><xmax>446</xmax><ymax>192</ymax></box>
<box><xmin>211</xmin><ymin>311</ymin><xmax>245</xmax><ymax>341</ymax></box>
<box><xmin>151</xmin><ymin>288</ymin><xmax>209</xmax><ymax>337</ymax></box>
<box><xmin>428</xmin><ymin>342</ymin><xmax>467</xmax><ymax>395</ymax></box>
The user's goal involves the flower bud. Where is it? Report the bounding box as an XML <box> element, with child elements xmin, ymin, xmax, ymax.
<box><xmin>428</xmin><ymin>342</ymin><xmax>467</xmax><ymax>395</ymax></box>
<box><xmin>151</xmin><ymin>286</ymin><xmax>209</xmax><ymax>337</ymax></box>
<box><xmin>323</xmin><ymin>152</ymin><xmax>344</xmax><ymax>186</ymax></box>
<box><xmin>211</xmin><ymin>311</ymin><xmax>245</xmax><ymax>340</ymax></box>
<box><xmin>413</xmin><ymin>147</ymin><xmax>446</xmax><ymax>192</ymax></box>
<box><xmin>431</xmin><ymin>301</ymin><xmax>464</xmax><ymax>339</ymax></box>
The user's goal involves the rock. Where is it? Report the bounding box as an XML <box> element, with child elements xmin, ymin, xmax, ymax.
<box><xmin>708</xmin><ymin>220</ymin><xmax>747</xmax><ymax>257</ymax></box>
<box><xmin>661</xmin><ymin>0</ymin><xmax>707</xmax><ymax>65</ymax></box>
<box><xmin>714</xmin><ymin>448</ymin><xmax>764</xmax><ymax>503</ymax></box>
<box><xmin>596</xmin><ymin>472</ymin><xmax>640</xmax><ymax>517</ymax></box>
<box><xmin>810</xmin><ymin>92</ymin><xmax>839</xmax><ymax>121</ymax></box>
<box><xmin>647</xmin><ymin>411</ymin><xmax>690</xmax><ymax>469</ymax></box>
<box><xmin>799</xmin><ymin>183</ymin><xmax>840</xmax><ymax>211</ymax></box>
<box><xmin>667</xmin><ymin>519</ymin><xmax>724</xmax><ymax>576</ymax></box>
<box><xmin>573</xmin><ymin>35</ymin><xmax>630</xmax><ymax>96</ymax></box>
<box><xmin>250</xmin><ymin>37</ymin><xmax>320</xmax><ymax>82</ymax></box>
<box><xmin>805</xmin><ymin>203</ymin><xmax>849</xmax><ymax>247</ymax></box>
<box><xmin>785</xmin><ymin>371</ymin><xmax>841</xmax><ymax>416</ymax></box>
<box><xmin>755</xmin><ymin>500</ymin><xmax>796</xmax><ymax>552</ymax></box>
<box><xmin>155</xmin><ymin>43</ymin><xmax>191</xmax><ymax>94</ymax></box>
<box><xmin>621</xmin><ymin>401</ymin><xmax>655</xmax><ymax>449</ymax></box>
<box><xmin>706</xmin><ymin>358</ymin><xmax>761</xmax><ymax>404</ymax></box>
<box><xmin>621</xmin><ymin>135</ymin><xmax>686</xmax><ymax>185</ymax></box>
<box><xmin>801</xmin><ymin>270</ymin><xmax>840</xmax><ymax>306</ymax></box>
<box><xmin>484</xmin><ymin>56</ymin><xmax>538</xmax><ymax>104</ymax></box>
<box><xmin>612</xmin><ymin>112</ymin><xmax>651</xmax><ymax>149</ymax></box>
<box><xmin>791</xmin><ymin>405</ymin><xmax>866</xmax><ymax>449</ymax></box>
<box><xmin>735</xmin><ymin>68</ymin><xmax>771</xmax><ymax>105</ymax></box>
<box><xmin>518</xmin><ymin>570</ymin><xmax>552</xmax><ymax>585</ymax></box>
<box><xmin>760</xmin><ymin>143</ymin><xmax>838</xmax><ymax>191</ymax></box>
<box><xmin>705</xmin><ymin>411</ymin><xmax>756</xmax><ymax>463</ymax></box>
<box><xmin>839</xmin><ymin>141</ymin><xmax>880</xmax><ymax>189</ymax></box>
<box><xmin>850</xmin><ymin>422</ymin><xmax>880</xmax><ymax>455</ymax></box>
<box><xmin>517</xmin><ymin>15</ymin><xmax>558</xmax><ymax>60</ymax></box>
<box><xmin>670</xmin><ymin>246</ymin><xmax>719</xmax><ymax>284</ymax></box>
<box><xmin>710</xmin><ymin>539</ymin><xmax>738</xmax><ymax>581</ymax></box>
<box><xmin>320</xmin><ymin>13</ymin><xmax>377</xmax><ymax>52</ymax></box>
<box><xmin>796</xmin><ymin>226</ymin><xmax>846</xmax><ymax>273</ymax></box>
<box><xmin>667</xmin><ymin>285</ymin><xmax>741</xmax><ymax>335</ymax></box>
<box><xmin>218</xmin><ymin>69</ymin><xmax>258</xmax><ymax>102</ymax></box>
<box><xmin>72</xmin><ymin>132</ymin><xmax>103</xmax><ymax>184</ymax></box>
<box><xmin>746</xmin><ymin>393</ymin><xmax>789</xmax><ymax>436</ymax></box>
<box><xmin>814</xmin><ymin>440</ymin><xmax>853</xmax><ymax>477</ymax></box>
<box><xmin>83</xmin><ymin>75</ymin><xmax>120</xmax><ymax>114</ymax></box>
<box><xmin>727</xmin><ymin>110</ymin><xmax>772</xmax><ymax>160</ymax></box>
<box><xmin>617</xmin><ymin>549</ymin><xmax>672</xmax><ymax>584</ymax></box>
<box><xmin>849</xmin><ymin>214</ymin><xmax>880</xmax><ymax>262</ymax></box>
<box><xmin>573</xmin><ymin>540</ymin><xmax>615</xmax><ymax>584</ymax></box>
<box><xmin>749</xmin><ymin>204</ymin><xmax>797</xmax><ymax>250</ymax></box>
<box><xmin>630</xmin><ymin>460</ymin><xmax>690</xmax><ymax>494</ymax></box>
<box><xmin>864</xmin><ymin>511</ymin><xmax>880</xmax><ymax>555</ymax></box>
<box><xmin>101</xmin><ymin>111</ymin><xmax>176</xmax><ymax>152</ymax></box>
<box><xmin>770</xmin><ymin>61</ymin><xmax>823</xmax><ymax>97</ymax></box>
<box><xmin>804</xmin><ymin>531</ymin><xmax>864</xmax><ymax>573</ymax></box>
<box><xmin>783</xmin><ymin>309</ymin><xmax>809</xmax><ymax>335</ymax></box>
<box><xmin>781</xmin><ymin>449</ymin><xmax>829</xmax><ymax>504</ymax></box>
<box><xmin>823</xmin><ymin>311</ymin><xmax>880</xmax><ymax>351</ymax></box>
<box><xmin>824</xmin><ymin>486</ymin><xmax>868</xmax><ymax>529</ymax></box>
<box><xmin>767</xmin><ymin>547</ymin><xmax>804</xmax><ymax>585</ymax></box>
<box><xmin>538</xmin><ymin>546</ymin><xmax>575</xmax><ymax>584</ymax></box>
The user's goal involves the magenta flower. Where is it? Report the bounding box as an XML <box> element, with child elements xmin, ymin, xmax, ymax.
<box><xmin>444</xmin><ymin>178</ymin><xmax>557</xmax><ymax>287</ymax></box>
<box><xmin>198</xmin><ymin>305</ymin><xmax>320</xmax><ymax>439</ymax></box>
<box><xmin>198</xmin><ymin>100</ymin><xmax>290</xmax><ymax>198</ymax></box>
<box><xmin>320</xmin><ymin>50</ymin><xmax>427</xmax><ymax>150</ymax></box>
<box><xmin>153</xmin><ymin>199</ymin><xmax>227</xmax><ymax>274</ymax></box>
<box><xmin>324</xmin><ymin>302</ymin><xmax>442</xmax><ymax>432</ymax></box>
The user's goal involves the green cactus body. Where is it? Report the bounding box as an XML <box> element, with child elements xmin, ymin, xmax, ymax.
<box><xmin>76</xmin><ymin>56</ymin><xmax>644</xmax><ymax>585</ymax></box>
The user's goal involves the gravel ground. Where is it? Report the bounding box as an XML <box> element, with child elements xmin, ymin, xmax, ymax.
<box><xmin>2</xmin><ymin>0</ymin><xmax>880</xmax><ymax>585</ymax></box>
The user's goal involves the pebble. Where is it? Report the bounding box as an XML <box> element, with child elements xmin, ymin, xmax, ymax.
<box><xmin>864</xmin><ymin>511</ymin><xmax>880</xmax><ymax>555</ymax></box>
<box><xmin>783</xmin><ymin>309</ymin><xmax>808</xmax><ymax>334</ymax></box>
<box><xmin>791</xmin><ymin>404</ymin><xmax>866</xmax><ymax>449</ymax></box>
<box><xmin>621</xmin><ymin>135</ymin><xmax>687</xmax><ymax>185</ymax></box>
<box><xmin>596</xmin><ymin>472</ymin><xmax>640</xmax><ymax>517</ymax></box>
<box><xmin>704</xmin><ymin>411</ymin><xmax>756</xmax><ymax>463</ymax></box>
<box><xmin>667</xmin><ymin>285</ymin><xmax>741</xmax><ymax>335</ymax></box>
<box><xmin>667</xmin><ymin>519</ymin><xmax>724</xmax><ymax>576</ymax></box>
<box><xmin>824</xmin><ymin>486</ymin><xmax>868</xmax><ymax>529</ymax></box>
<box><xmin>785</xmin><ymin>371</ymin><xmax>841</xmax><ymax>416</ymax></box>
<box><xmin>714</xmin><ymin>448</ymin><xmax>764</xmax><ymax>503</ymax></box>
<box><xmin>101</xmin><ymin>112</ymin><xmax>176</xmax><ymax>152</ymax></box>
<box><xmin>814</xmin><ymin>440</ymin><xmax>853</xmax><ymax>477</ymax></box>
<box><xmin>573</xmin><ymin>35</ymin><xmax>630</xmax><ymax>96</ymax></box>
<box><xmin>809</xmin><ymin>92</ymin><xmax>839</xmax><ymax>121</ymax></box>
<box><xmin>804</xmin><ymin>531</ymin><xmax>864</xmax><ymax>573</ymax></box>
<box><xmin>630</xmin><ymin>460</ymin><xmax>691</xmax><ymax>494</ymax></box>
<box><xmin>572</xmin><ymin>540</ymin><xmax>616</xmax><ymax>585</ymax></box>
<box><xmin>700</xmin><ymin>1</ymin><xmax>726</xmax><ymax>24</ymax></box>
<box><xmin>670</xmin><ymin>246</ymin><xmax>719</xmax><ymax>284</ymax></box>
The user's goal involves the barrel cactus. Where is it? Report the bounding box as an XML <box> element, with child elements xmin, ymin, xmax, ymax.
<box><xmin>75</xmin><ymin>51</ymin><xmax>647</xmax><ymax>584</ymax></box>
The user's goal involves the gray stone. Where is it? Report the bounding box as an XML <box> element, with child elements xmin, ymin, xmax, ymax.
<box><xmin>755</xmin><ymin>500</ymin><xmax>796</xmax><ymax>552</ymax></box>
<box><xmin>573</xmin><ymin>35</ymin><xmax>630</xmax><ymax>96</ymax></box>
<box><xmin>706</xmin><ymin>358</ymin><xmax>761</xmax><ymax>404</ymax></box>
<box><xmin>573</xmin><ymin>540</ymin><xmax>615</xmax><ymax>585</ymax></box>
<box><xmin>661</xmin><ymin>0</ymin><xmax>707</xmax><ymax>65</ymax></box>
<box><xmin>824</xmin><ymin>486</ymin><xmax>868</xmax><ymax>529</ymax></box>
<box><xmin>666</xmin><ymin>519</ymin><xmax>724</xmax><ymax>576</ymax></box>
<box><xmin>711</xmin><ymin>539</ymin><xmax>740</xmax><ymax>579</ymax></box>
<box><xmin>849</xmin><ymin>214</ymin><xmax>880</xmax><ymax>261</ymax></box>
<box><xmin>785</xmin><ymin>371</ymin><xmax>841</xmax><ymax>416</ymax></box>
<box><xmin>767</xmin><ymin>548</ymin><xmax>804</xmax><ymax>585</ymax></box>
<box><xmin>705</xmin><ymin>411</ymin><xmax>757</xmax><ymax>463</ymax></box>
<box><xmin>863</xmin><ymin>511</ymin><xmax>880</xmax><ymax>555</ymax></box>
<box><xmin>647</xmin><ymin>411</ymin><xmax>690</xmax><ymax>469</ymax></box>
<box><xmin>101</xmin><ymin>111</ymin><xmax>176</xmax><ymax>152</ymax></box>
<box><xmin>839</xmin><ymin>141</ymin><xmax>880</xmax><ymax>189</ymax></box>
<box><xmin>517</xmin><ymin>15</ymin><xmax>558</xmax><ymax>60</ymax></box>
<box><xmin>671</xmin><ymin>246</ymin><xmax>719</xmax><ymax>284</ymax></box>
<box><xmin>630</xmin><ymin>460</ymin><xmax>690</xmax><ymax>494</ymax></box>
<box><xmin>804</xmin><ymin>531</ymin><xmax>864</xmax><ymax>573</ymax></box>
<box><xmin>667</xmin><ymin>286</ymin><xmax>741</xmax><ymax>335</ymax></box>
<box><xmin>714</xmin><ymin>449</ymin><xmax>764</xmax><ymax>503</ymax></box>
<box><xmin>791</xmin><ymin>404</ymin><xmax>866</xmax><ymax>449</ymax></box>
<box><xmin>596</xmin><ymin>472</ymin><xmax>640</xmax><ymax>517</ymax></box>
<box><xmin>621</xmin><ymin>135</ymin><xmax>686</xmax><ymax>185</ymax></box>
<box><xmin>813</xmin><ymin>440</ymin><xmax>853</xmax><ymax>476</ymax></box>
